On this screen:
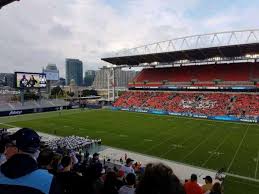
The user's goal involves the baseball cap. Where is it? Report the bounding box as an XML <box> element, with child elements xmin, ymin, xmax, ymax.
<box><xmin>203</xmin><ymin>175</ymin><xmax>213</xmax><ymax>183</ymax></box>
<box><xmin>126</xmin><ymin>158</ymin><xmax>134</xmax><ymax>164</ymax></box>
<box><xmin>10</xmin><ymin>128</ymin><xmax>40</xmax><ymax>153</ymax></box>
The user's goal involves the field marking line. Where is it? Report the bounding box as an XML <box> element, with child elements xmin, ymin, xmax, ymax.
<box><xmin>0</xmin><ymin>109</ymin><xmax>82</xmax><ymax>124</ymax></box>
<box><xmin>144</xmin><ymin>135</ymin><xmax>175</xmax><ymax>153</ymax></box>
<box><xmin>181</xmin><ymin>129</ymin><xmax>217</xmax><ymax>161</ymax></box>
<box><xmin>0</xmin><ymin>122</ymin><xmax>18</xmax><ymax>128</ymax></box>
<box><xmin>129</xmin><ymin>127</ymin><xmax>173</xmax><ymax>149</ymax></box>
<box><xmin>144</xmin><ymin>122</ymin><xmax>206</xmax><ymax>155</ymax></box>
<box><xmin>159</xmin><ymin>129</ymin><xmax>200</xmax><ymax>158</ymax></box>
<box><xmin>202</xmin><ymin>133</ymin><xmax>229</xmax><ymax>167</ymax></box>
<box><xmin>226</xmin><ymin>178</ymin><xmax>259</xmax><ymax>188</ymax></box>
<box><xmin>227</xmin><ymin>125</ymin><xmax>250</xmax><ymax>172</ymax></box>
<box><xmin>254</xmin><ymin>149</ymin><xmax>259</xmax><ymax>179</ymax></box>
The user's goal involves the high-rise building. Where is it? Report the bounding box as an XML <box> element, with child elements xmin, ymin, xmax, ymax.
<box><xmin>92</xmin><ymin>68</ymin><xmax>138</xmax><ymax>89</ymax></box>
<box><xmin>65</xmin><ymin>58</ymin><xmax>83</xmax><ymax>86</ymax></box>
<box><xmin>43</xmin><ymin>64</ymin><xmax>59</xmax><ymax>83</ymax></box>
<box><xmin>84</xmin><ymin>70</ymin><xmax>96</xmax><ymax>86</ymax></box>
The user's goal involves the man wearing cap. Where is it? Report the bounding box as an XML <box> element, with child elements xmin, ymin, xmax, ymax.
<box><xmin>0</xmin><ymin>128</ymin><xmax>53</xmax><ymax>194</ymax></box>
<box><xmin>202</xmin><ymin>176</ymin><xmax>213</xmax><ymax>193</ymax></box>
<box><xmin>120</xmin><ymin>158</ymin><xmax>135</xmax><ymax>176</ymax></box>
<box><xmin>184</xmin><ymin>174</ymin><xmax>203</xmax><ymax>194</ymax></box>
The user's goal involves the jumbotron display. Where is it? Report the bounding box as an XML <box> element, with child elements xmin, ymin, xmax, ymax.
<box><xmin>15</xmin><ymin>72</ymin><xmax>47</xmax><ymax>88</ymax></box>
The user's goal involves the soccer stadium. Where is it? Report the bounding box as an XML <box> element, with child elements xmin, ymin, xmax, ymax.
<box><xmin>0</xmin><ymin>1</ymin><xmax>259</xmax><ymax>194</ymax></box>
<box><xmin>0</xmin><ymin>29</ymin><xmax>259</xmax><ymax>194</ymax></box>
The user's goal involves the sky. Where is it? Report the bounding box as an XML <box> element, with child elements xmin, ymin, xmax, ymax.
<box><xmin>0</xmin><ymin>0</ymin><xmax>259</xmax><ymax>77</ymax></box>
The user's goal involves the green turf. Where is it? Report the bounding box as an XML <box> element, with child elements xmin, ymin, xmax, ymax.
<box><xmin>0</xmin><ymin>109</ymin><xmax>259</xmax><ymax>194</ymax></box>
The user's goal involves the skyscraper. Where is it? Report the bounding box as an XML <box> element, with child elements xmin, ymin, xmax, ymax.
<box><xmin>84</xmin><ymin>70</ymin><xmax>96</xmax><ymax>86</ymax></box>
<box><xmin>65</xmin><ymin>58</ymin><xmax>83</xmax><ymax>86</ymax></box>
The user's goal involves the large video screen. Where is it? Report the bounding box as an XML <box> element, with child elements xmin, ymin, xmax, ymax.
<box><xmin>15</xmin><ymin>72</ymin><xmax>47</xmax><ymax>88</ymax></box>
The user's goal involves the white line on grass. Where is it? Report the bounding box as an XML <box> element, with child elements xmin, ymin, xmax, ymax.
<box><xmin>0</xmin><ymin>109</ymin><xmax>82</xmax><ymax>124</ymax></box>
<box><xmin>0</xmin><ymin>122</ymin><xmax>17</xmax><ymax>128</ymax></box>
<box><xmin>159</xmin><ymin>130</ymin><xmax>199</xmax><ymax>158</ymax></box>
<box><xmin>227</xmin><ymin>125</ymin><xmax>250</xmax><ymax>172</ymax></box>
<box><xmin>202</xmin><ymin>134</ymin><xmax>229</xmax><ymax>167</ymax></box>
<box><xmin>254</xmin><ymin>149</ymin><xmax>259</xmax><ymax>179</ymax></box>
<box><xmin>181</xmin><ymin>129</ymin><xmax>217</xmax><ymax>161</ymax></box>
<box><xmin>144</xmin><ymin>136</ymin><xmax>175</xmax><ymax>153</ymax></box>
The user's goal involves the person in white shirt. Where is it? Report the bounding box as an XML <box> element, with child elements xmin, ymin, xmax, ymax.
<box><xmin>120</xmin><ymin>158</ymin><xmax>135</xmax><ymax>176</ymax></box>
<box><xmin>119</xmin><ymin>173</ymin><xmax>136</xmax><ymax>194</ymax></box>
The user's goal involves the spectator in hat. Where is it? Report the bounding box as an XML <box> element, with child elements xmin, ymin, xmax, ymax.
<box><xmin>120</xmin><ymin>158</ymin><xmax>135</xmax><ymax>176</ymax></box>
<box><xmin>184</xmin><ymin>174</ymin><xmax>203</xmax><ymax>194</ymax></box>
<box><xmin>202</xmin><ymin>176</ymin><xmax>213</xmax><ymax>193</ymax></box>
<box><xmin>0</xmin><ymin>128</ymin><xmax>53</xmax><ymax>194</ymax></box>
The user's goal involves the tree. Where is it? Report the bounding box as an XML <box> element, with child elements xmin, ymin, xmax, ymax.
<box><xmin>51</xmin><ymin>86</ymin><xmax>64</xmax><ymax>97</ymax></box>
<box><xmin>67</xmin><ymin>91</ymin><xmax>75</xmax><ymax>97</ymax></box>
<box><xmin>81</xmin><ymin>89</ymin><xmax>98</xmax><ymax>96</ymax></box>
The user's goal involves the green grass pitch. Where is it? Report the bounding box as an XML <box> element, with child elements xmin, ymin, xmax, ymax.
<box><xmin>0</xmin><ymin>109</ymin><xmax>259</xmax><ymax>194</ymax></box>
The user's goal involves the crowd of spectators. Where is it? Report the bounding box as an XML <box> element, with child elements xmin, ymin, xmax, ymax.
<box><xmin>0</xmin><ymin>128</ymin><xmax>223</xmax><ymax>194</ymax></box>
<box><xmin>114</xmin><ymin>91</ymin><xmax>259</xmax><ymax>117</ymax></box>
<box><xmin>44</xmin><ymin>135</ymin><xmax>101</xmax><ymax>151</ymax></box>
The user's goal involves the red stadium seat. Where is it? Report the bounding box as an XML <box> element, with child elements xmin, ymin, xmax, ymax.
<box><xmin>114</xmin><ymin>91</ymin><xmax>259</xmax><ymax>117</ymax></box>
<box><xmin>131</xmin><ymin>63</ymin><xmax>259</xmax><ymax>87</ymax></box>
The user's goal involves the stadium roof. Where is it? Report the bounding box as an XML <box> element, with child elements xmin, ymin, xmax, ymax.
<box><xmin>102</xmin><ymin>29</ymin><xmax>259</xmax><ymax>66</ymax></box>
<box><xmin>0</xmin><ymin>0</ymin><xmax>19</xmax><ymax>9</ymax></box>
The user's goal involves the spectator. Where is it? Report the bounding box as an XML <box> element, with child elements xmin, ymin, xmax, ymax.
<box><xmin>184</xmin><ymin>174</ymin><xmax>203</xmax><ymax>194</ymax></box>
<box><xmin>48</xmin><ymin>153</ymin><xmax>63</xmax><ymax>175</ymax></box>
<box><xmin>202</xmin><ymin>176</ymin><xmax>213</xmax><ymax>193</ymax></box>
<box><xmin>49</xmin><ymin>156</ymin><xmax>82</xmax><ymax>194</ymax></box>
<box><xmin>119</xmin><ymin>173</ymin><xmax>136</xmax><ymax>194</ymax></box>
<box><xmin>37</xmin><ymin>149</ymin><xmax>55</xmax><ymax>171</ymax></box>
<box><xmin>83</xmin><ymin>162</ymin><xmax>104</xmax><ymax>194</ymax></box>
<box><xmin>135</xmin><ymin>163</ymin><xmax>185</xmax><ymax>194</ymax></box>
<box><xmin>89</xmin><ymin>152</ymin><xmax>101</xmax><ymax>165</ymax></box>
<box><xmin>101</xmin><ymin>171</ymin><xmax>119</xmax><ymax>194</ymax></box>
<box><xmin>116</xmin><ymin>170</ymin><xmax>126</xmax><ymax>189</ymax></box>
<box><xmin>0</xmin><ymin>128</ymin><xmax>53</xmax><ymax>194</ymax></box>
<box><xmin>120</xmin><ymin>158</ymin><xmax>135</xmax><ymax>176</ymax></box>
<box><xmin>209</xmin><ymin>183</ymin><xmax>221</xmax><ymax>194</ymax></box>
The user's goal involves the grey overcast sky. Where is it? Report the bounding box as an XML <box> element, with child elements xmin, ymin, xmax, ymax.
<box><xmin>0</xmin><ymin>0</ymin><xmax>259</xmax><ymax>77</ymax></box>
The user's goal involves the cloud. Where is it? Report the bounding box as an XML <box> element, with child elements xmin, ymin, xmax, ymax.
<box><xmin>0</xmin><ymin>0</ymin><xmax>258</xmax><ymax>77</ymax></box>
